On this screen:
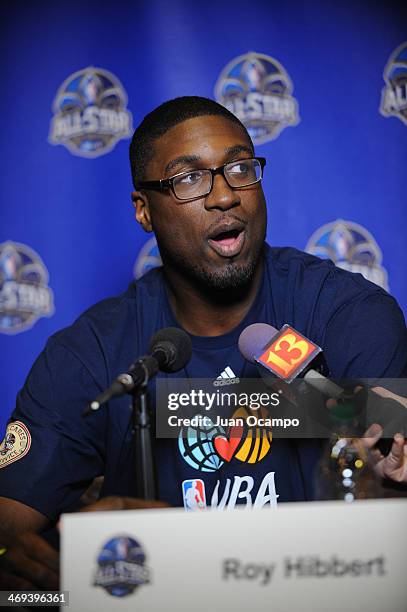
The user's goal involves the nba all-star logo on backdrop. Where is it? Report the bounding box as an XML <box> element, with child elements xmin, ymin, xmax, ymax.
<box><xmin>214</xmin><ymin>51</ymin><xmax>300</xmax><ymax>144</ymax></box>
<box><xmin>49</xmin><ymin>66</ymin><xmax>133</xmax><ymax>158</ymax></box>
<box><xmin>380</xmin><ymin>41</ymin><xmax>407</xmax><ymax>125</ymax></box>
<box><xmin>94</xmin><ymin>535</ymin><xmax>150</xmax><ymax>598</ymax></box>
<box><xmin>133</xmin><ymin>237</ymin><xmax>162</xmax><ymax>280</ymax></box>
<box><xmin>305</xmin><ymin>219</ymin><xmax>388</xmax><ymax>290</ymax></box>
<box><xmin>0</xmin><ymin>241</ymin><xmax>54</xmax><ymax>334</ymax></box>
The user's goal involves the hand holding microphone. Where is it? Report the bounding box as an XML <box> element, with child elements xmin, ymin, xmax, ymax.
<box><xmin>239</xmin><ymin>322</ymin><xmax>407</xmax><ymax>470</ymax></box>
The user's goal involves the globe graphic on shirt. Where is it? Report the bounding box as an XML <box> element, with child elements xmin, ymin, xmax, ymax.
<box><xmin>178</xmin><ymin>417</ymin><xmax>225</xmax><ymax>472</ymax></box>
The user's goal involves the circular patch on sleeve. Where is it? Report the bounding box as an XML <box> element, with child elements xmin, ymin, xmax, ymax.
<box><xmin>0</xmin><ymin>421</ymin><xmax>31</xmax><ymax>468</ymax></box>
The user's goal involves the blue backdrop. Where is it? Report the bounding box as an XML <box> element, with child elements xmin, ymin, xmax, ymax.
<box><xmin>1</xmin><ymin>0</ymin><xmax>406</xmax><ymax>435</ymax></box>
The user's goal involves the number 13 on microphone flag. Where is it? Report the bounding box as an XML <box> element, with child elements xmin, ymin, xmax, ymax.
<box><xmin>255</xmin><ymin>324</ymin><xmax>321</xmax><ymax>383</ymax></box>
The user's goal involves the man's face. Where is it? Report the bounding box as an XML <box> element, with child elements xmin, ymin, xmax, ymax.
<box><xmin>134</xmin><ymin>115</ymin><xmax>267</xmax><ymax>290</ymax></box>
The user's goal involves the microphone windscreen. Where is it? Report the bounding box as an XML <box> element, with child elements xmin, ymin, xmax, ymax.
<box><xmin>149</xmin><ymin>327</ymin><xmax>192</xmax><ymax>372</ymax></box>
<box><xmin>238</xmin><ymin>323</ymin><xmax>278</xmax><ymax>363</ymax></box>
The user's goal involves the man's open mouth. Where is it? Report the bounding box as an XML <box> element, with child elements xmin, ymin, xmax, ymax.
<box><xmin>207</xmin><ymin>224</ymin><xmax>246</xmax><ymax>258</ymax></box>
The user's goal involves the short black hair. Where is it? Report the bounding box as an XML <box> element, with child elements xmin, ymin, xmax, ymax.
<box><xmin>129</xmin><ymin>96</ymin><xmax>253</xmax><ymax>188</ymax></box>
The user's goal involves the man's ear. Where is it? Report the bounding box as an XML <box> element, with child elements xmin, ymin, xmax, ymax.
<box><xmin>132</xmin><ymin>191</ymin><xmax>153</xmax><ymax>233</ymax></box>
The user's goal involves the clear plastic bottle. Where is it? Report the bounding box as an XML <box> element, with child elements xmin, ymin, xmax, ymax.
<box><xmin>314</xmin><ymin>398</ymin><xmax>381</xmax><ymax>501</ymax></box>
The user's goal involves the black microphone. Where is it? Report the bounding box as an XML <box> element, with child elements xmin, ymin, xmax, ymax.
<box><xmin>148</xmin><ymin>327</ymin><xmax>193</xmax><ymax>372</ymax></box>
<box><xmin>238</xmin><ymin>323</ymin><xmax>343</xmax><ymax>398</ymax></box>
<box><xmin>84</xmin><ymin>327</ymin><xmax>192</xmax><ymax>415</ymax></box>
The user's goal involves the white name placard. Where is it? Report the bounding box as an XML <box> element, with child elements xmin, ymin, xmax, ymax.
<box><xmin>61</xmin><ymin>499</ymin><xmax>407</xmax><ymax>612</ymax></box>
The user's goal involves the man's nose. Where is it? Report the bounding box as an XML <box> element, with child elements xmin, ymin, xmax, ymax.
<box><xmin>204</xmin><ymin>173</ymin><xmax>240</xmax><ymax>211</ymax></box>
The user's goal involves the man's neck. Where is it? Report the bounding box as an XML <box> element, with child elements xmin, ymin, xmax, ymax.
<box><xmin>164</xmin><ymin>259</ymin><xmax>263</xmax><ymax>336</ymax></box>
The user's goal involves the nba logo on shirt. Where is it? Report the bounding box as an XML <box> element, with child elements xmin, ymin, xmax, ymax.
<box><xmin>182</xmin><ymin>479</ymin><xmax>206</xmax><ymax>511</ymax></box>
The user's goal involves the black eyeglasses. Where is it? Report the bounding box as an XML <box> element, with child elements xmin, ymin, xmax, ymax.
<box><xmin>135</xmin><ymin>157</ymin><xmax>266</xmax><ymax>201</ymax></box>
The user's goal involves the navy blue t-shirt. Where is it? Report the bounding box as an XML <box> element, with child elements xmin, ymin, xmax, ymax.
<box><xmin>0</xmin><ymin>245</ymin><xmax>406</xmax><ymax>520</ymax></box>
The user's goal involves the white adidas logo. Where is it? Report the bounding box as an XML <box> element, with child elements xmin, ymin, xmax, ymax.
<box><xmin>213</xmin><ymin>366</ymin><xmax>240</xmax><ymax>387</ymax></box>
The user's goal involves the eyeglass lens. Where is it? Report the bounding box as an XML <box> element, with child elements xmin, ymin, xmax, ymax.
<box><xmin>172</xmin><ymin>158</ymin><xmax>262</xmax><ymax>200</ymax></box>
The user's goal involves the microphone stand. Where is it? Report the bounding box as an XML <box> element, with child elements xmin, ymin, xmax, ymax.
<box><xmin>132</xmin><ymin>382</ymin><xmax>156</xmax><ymax>500</ymax></box>
<box><xmin>84</xmin><ymin>326</ymin><xmax>193</xmax><ymax>499</ymax></box>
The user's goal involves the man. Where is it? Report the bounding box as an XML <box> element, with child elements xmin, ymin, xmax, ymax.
<box><xmin>0</xmin><ymin>96</ymin><xmax>406</xmax><ymax>589</ymax></box>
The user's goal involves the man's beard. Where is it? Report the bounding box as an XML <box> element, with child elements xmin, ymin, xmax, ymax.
<box><xmin>188</xmin><ymin>259</ymin><xmax>257</xmax><ymax>290</ymax></box>
<box><xmin>158</xmin><ymin>240</ymin><xmax>264</xmax><ymax>295</ymax></box>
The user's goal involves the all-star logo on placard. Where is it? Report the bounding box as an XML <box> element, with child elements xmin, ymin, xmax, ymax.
<box><xmin>93</xmin><ymin>535</ymin><xmax>150</xmax><ymax>597</ymax></box>
<box><xmin>0</xmin><ymin>421</ymin><xmax>31</xmax><ymax>469</ymax></box>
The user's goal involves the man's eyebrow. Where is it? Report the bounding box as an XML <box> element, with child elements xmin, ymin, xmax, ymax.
<box><xmin>164</xmin><ymin>145</ymin><xmax>253</xmax><ymax>175</ymax></box>
<box><xmin>225</xmin><ymin>144</ymin><xmax>254</xmax><ymax>157</ymax></box>
<box><xmin>165</xmin><ymin>155</ymin><xmax>200</xmax><ymax>175</ymax></box>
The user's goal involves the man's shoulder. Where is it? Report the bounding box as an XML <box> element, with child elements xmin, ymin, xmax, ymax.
<box><xmin>265</xmin><ymin>245</ymin><xmax>324</xmax><ymax>268</ymax></box>
<box><xmin>49</xmin><ymin>267</ymin><xmax>165</xmax><ymax>364</ymax></box>
<box><xmin>263</xmin><ymin>244</ymin><xmax>405</xmax><ymax>345</ymax></box>
<box><xmin>264</xmin><ymin>244</ymin><xmax>388</xmax><ymax>299</ymax></box>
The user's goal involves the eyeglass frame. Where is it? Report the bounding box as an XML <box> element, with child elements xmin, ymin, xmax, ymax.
<box><xmin>134</xmin><ymin>156</ymin><xmax>267</xmax><ymax>201</ymax></box>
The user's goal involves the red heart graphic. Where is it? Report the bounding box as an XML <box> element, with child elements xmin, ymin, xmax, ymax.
<box><xmin>214</xmin><ymin>424</ymin><xmax>243</xmax><ymax>462</ymax></box>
